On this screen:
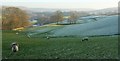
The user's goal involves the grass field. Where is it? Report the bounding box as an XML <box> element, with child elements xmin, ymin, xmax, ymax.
<box><xmin>2</xmin><ymin>30</ymin><xmax>118</xmax><ymax>59</ymax></box>
<box><xmin>2</xmin><ymin>15</ymin><xmax>118</xmax><ymax>59</ymax></box>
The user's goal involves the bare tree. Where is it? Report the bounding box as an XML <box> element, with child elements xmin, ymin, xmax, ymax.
<box><xmin>53</xmin><ymin>10</ymin><xmax>64</xmax><ymax>24</ymax></box>
<box><xmin>37</xmin><ymin>16</ymin><xmax>49</xmax><ymax>25</ymax></box>
<box><xmin>68</xmin><ymin>11</ymin><xmax>79</xmax><ymax>24</ymax></box>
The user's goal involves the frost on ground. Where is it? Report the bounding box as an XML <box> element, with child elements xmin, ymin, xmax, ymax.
<box><xmin>51</xmin><ymin>15</ymin><xmax>118</xmax><ymax>36</ymax></box>
<box><xmin>26</xmin><ymin>15</ymin><xmax>118</xmax><ymax>37</ymax></box>
<box><xmin>27</xmin><ymin>25</ymin><xmax>63</xmax><ymax>37</ymax></box>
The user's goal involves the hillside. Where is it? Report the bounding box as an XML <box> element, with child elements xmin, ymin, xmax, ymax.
<box><xmin>90</xmin><ymin>7</ymin><xmax>118</xmax><ymax>15</ymax></box>
<box><xmin>51</xmin><ymin>15</ymin><xmax>118</xmax><ymax>36</ymax></box>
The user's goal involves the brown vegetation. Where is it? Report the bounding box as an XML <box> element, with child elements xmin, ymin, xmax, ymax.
<box><xmin>2</xmin><ymin>6</ymin><xmax>31</xmax><ymax>30</ymax></box>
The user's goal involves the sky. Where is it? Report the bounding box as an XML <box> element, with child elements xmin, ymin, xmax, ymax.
<box><xmin>1</xmin><ymin>0</ymin><xmax>119</xmax><ymax>9</ymax></box>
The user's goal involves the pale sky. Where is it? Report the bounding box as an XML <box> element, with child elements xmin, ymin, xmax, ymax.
<box><xmin>1</xmin><ymin>0</ymin><xmax>119</xmax><ymax>9</ymax></box>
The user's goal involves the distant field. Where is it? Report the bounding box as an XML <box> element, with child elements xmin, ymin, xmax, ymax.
<box><xmin>2</xmin><ymin>30</ymin><xmax>118</xmax><ymax>59</ymax></box>
<box><xmin>24</xmin><ymin>15</ymin><xmax>118</xmax><ymax>37</ymax></box>
<box><xmin>51</xmin><ymin>15</ymin><xmax>118</xmax><ymax>36</ymax></box>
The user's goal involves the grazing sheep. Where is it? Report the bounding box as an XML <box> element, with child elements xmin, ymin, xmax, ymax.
<box><xmin>11</xmin><ymin>42</ymin><xmax>19</xmax><ymax>52</ymax></box>
<box><xmin>81</xmin><ymin>37</ymin><xmax>89</xmax><ymax>41</ymax></box>
<box><xmin>55</xmin><ymin>57</ymin><xmax>59</xmax><ymax>59</ymax></box>
<box><xmin>27</xmin><ymin>34</ymin><xmax>31</xmax><ymax>38</ymax></box>
<box><xmin>46</xmin><ymin>36</ymin><xmax>50</xmax><ymax>39</ymax></box>
<box><xmin>16</xmin><ymin>32</ymin><xmax>19</xmax><ymax>35</ymax></box>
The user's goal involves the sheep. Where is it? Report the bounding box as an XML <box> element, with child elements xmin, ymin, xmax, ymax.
<box><xmin>81</xmin><ymin>37</ymin><xmax>89</xmax><ymax>41</ymax></box>
<box><xmin>46</xmin><ymin>36</ymin><xmax>50</xmax><ymax>39</ymax></box>
<box><xmin>27</xmin><ymin>34</ymin><xmax>31</xmax><ymax>38</ymax></box>
<box><xmin>16</xmin><ymin>32</ymin><xmax>19</xmax><ymax>35</ymax></box>
<box><xmin>55</xmin><ymin>57</ymin><xmax>59</xmax><ymax>59</ymax></box>
<box><xmin>11</xmin><ymin>42</ymin><xmax>19</xmax><ymax>52</ymax></box>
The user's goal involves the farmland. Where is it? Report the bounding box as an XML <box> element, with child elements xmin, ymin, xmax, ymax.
<box><xmin>2</xmin><ymin>30</ymin><xmax>118</xmax><ymax>59</ymax></box>
<box><xmin>2</xmin><ymin>15</ymin><xmax>118</xmax><ymax>59</ymax></box>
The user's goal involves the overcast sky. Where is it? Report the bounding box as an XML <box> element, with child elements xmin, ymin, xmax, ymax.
<box><xmin>1</xmin><ymin>0</ymin><xmax>119</xmax><ymax>9</ymax></box>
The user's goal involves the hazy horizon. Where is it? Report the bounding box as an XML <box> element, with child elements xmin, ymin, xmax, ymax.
<box><xmin>1</xmin><ymin>0</ymin><xmax>119</xmax><ymax>9</ymax></box>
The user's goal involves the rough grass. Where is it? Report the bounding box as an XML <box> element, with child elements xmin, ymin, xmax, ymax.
<box><xmin>2</xmin><ymin>30</ymin><xmax>118</xmax><ymax>59</ymax></box>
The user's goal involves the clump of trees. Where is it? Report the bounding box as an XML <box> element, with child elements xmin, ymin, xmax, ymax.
<box><xmin>50</xmin><ymin>10</ymin><xmax>64</xmax><ymax>24</ymax></box>
<box><xmin>37</xmin><ymin>16</ymin><xmax>49</xmax><ymax>25</ymax></box>
<box><xmin>49</xmin><ymin>11</ymin><xmax>80</xmax><ymax>25</ymax></box>
<box><xmin>2</xmin><ymin>6</ymin><xmax>31</xmax><ymax>30</ymax></box>
<box><xmin>68</xmin><ymin>11</ymin><xmax>79</xmax><ymax>24</ymax></box>
<box><xmin>30</xmin><ymin>10</ymin><xmax>81</xmax><ymax>25</ymax></box>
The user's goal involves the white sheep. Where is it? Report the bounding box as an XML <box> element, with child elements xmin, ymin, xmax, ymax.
<box><xmin>46</xmin><ymin>36</ymin><xmax>50</xmax><ymax>39</ymax></box>
<box><xmin>81</xmin><ymin>37</ymin><xmax>89</xmax><ymax>41</ymax></box>
<box><xmin>11</xmin><ymin>42</ymin><xmax>19</xmax><ymax>52</ymax></box>
<box><xmin>16</xmin><ymin>32</ymin><xmax>19</xmax><ymax>35</ymax></box>
<box><xmin>27</xmin><ymin>34</ymin><xmax>31</xmax><ymax>38</ymax></box>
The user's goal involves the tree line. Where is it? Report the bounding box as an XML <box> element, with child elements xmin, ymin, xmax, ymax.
<box><xmin>2</xmin><ymin>6</ymin><xmax>80</xmax><ymax>30</ymax></box>
<box><xmin>37</xmin><ymin>11</ymin><xmax>80</xmax><ymax>25</ymax></box>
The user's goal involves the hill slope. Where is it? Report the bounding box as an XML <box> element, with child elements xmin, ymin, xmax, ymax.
<box><xmin>51</xmin><ymin>15</ymin><xmax>118</xmax><ymax>36</ymax></box>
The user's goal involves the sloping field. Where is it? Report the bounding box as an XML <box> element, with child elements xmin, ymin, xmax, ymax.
<box><xmin>2</xmin><ymin>31</ymin><xmax>118</xmax><ymax>59</ymax></box>
<box><xmin>26</xmin><ymin>24</ymin><xmax>63</xmax><ymax>37</ymax></box>
<box><xmin>51</xmin><ymin>15</ymin><xmax>118</xmax><ymax>36</ymax></box>
<box><xmin>2</xmin><ymin>15</ymin><xmax>118</xmax><ymax>59</ymax></box>
<box><xmin>77</xmin><ymin>16</ymin><xmax>106</xmax><ymax>23</ymax></box>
